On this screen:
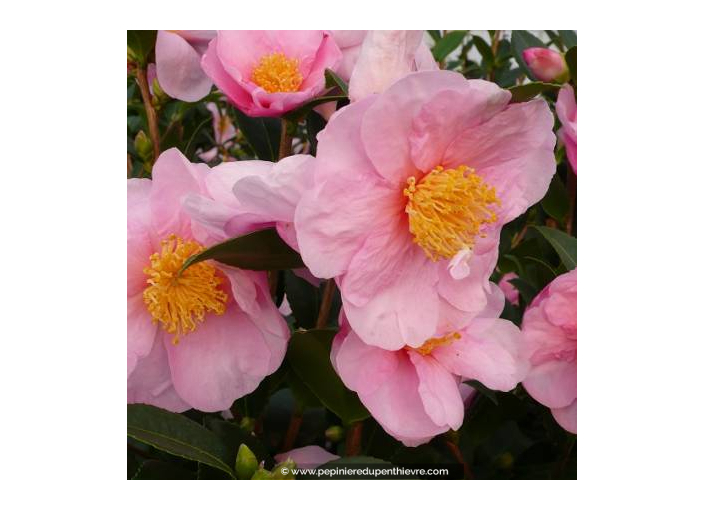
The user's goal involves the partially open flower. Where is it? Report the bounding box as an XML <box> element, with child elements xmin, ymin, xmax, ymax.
<box><xmin>201</xmin><ymin>31</ymin><xmax>342</xmax><ymax>117</ymax></box>
<box><xmin>332</xmin><ymin>308</ymin><xmax>527</xmax><ymax>446</ymax></box>
<box><xmin>295</xmin><ymin>71</ymin><xmax>556</xmax><ymax>350</ymax></box>
<box><xmin>127</xmin><ymin>148</ymin><xmax>289</xmax><ymax>412</ymax></box>
<box><xmin>522</xmin><ymin>268</ymin><xmax>577</xmax><ymax>433</ymax></box>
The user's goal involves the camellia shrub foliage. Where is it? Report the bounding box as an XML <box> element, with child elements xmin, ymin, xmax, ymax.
<box><xmin>127</xmin><ymin>30</ymin><xmax>577</xmax><ymax>480</ymax></box>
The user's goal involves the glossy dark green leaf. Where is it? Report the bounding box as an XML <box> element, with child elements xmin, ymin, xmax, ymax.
<box><xmin>204</xmin><ymin>416</ymin><xmax>272</xmax><ymax>467</ymax></box>
<box><xmin>324</xmin><ymin>68</ymin><xmax>349</xmax><ymax>95</ymax></box>
<box><xmin>283</xmin><ymin>94</ymin><xmax>347</xmax><ymax>123</ymax></box>
<box><xmin>541</xmin><ymin>173</ymin><xmax>570</xmax><ymax>221</ymax></box>
<box><xmin>510</xmin><ymin>30</ymin><xmax>546</xmax><ymax>79</ymax></box>
<box><xmin>558</xmin><ymin>30</ymin><xmax>577</xmax><ymax>49</ymax></box>
<box><xmin>508</xmin><ymin>82</ymin><xmax>561</xmax><ymax>103</ymax></box>
<box><xmin>305</xmin><ymin>111</ymin><xmax>326</xmax><ymax>157</ymax></box>
<box><xmin>473</xmin><ymin>35</ymin><xmax>494</xmax><ymax>68</ymax></box>
<box><xmin>432</xmin><ymin>30</ymin><xmax>468</xmax><ymax>61</ymax></box>
<box><xmin>131</xmin><ymin>460</ymin><xmax>197</xmax><ymax>480</ymax></box>
<box><xmin>232</xmin><ymin>108</ymin><xmax>281</xmax><ymax>161</ymax></box>
<box><xmin>532</xmin><ymin>226</ymin><xmax>577</xmax><ymax>270</ymax></box>
<box><xmin>466</xmin><ymin>380</ymin><xmax>499</xmax><ymax>405</ymax></box>
<box><xmin>127</xmin><ymin>404</ymin><xmax>235</xmax><ymax>478</ymax></box>
<box><xmin>180</xmin><ymin>228</ymin><xmax>303</xmax><ymax>273</ymax></box>
<box><xmin>127</xmin><ymin>30</ymin><xmax>157</xmax><ymax>67</ymax></box>
<box><xmin>286</xmin><ymin>329</ymin><xmax>370</xmax><ymax>424</ymax></box>
<box><xmin>509</xmin><ymin>277</ymin><xmax>539</xmax><ymax>304</ymax></box>
<box><xmin>565</xmin><ymin>46</ymin><xmax>577</xmax><ymax>90</ymax></box>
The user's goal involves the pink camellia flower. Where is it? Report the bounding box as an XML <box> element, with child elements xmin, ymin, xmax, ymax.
<box><xmin>521</xmin><ymin>268</ymin><xmax>577</xmax><ymax>433</ymax></box>
<box><xmin>198</xmin><ymin>103</ymin><xmax>237</xmax><ymax>163</ymax></box>
<box><xmin>332</xmin><ymin>307</ymin><xmax>527</xmax><ymax>446</ymax></box>
<box><xmin>155</xmin><ymin>31</ymin><xmax>215</xmax><ymax>102</ymax></box>
<box><xmin>127</xmin><ymin>148</ymin><xmax>289</xmax><ymax>412</ymax></box>
<box><xmin>201</xmin><ymin>31</ymin><xmax>342</xmax><ymax>117</ymax></box>
<box><xmin>498</xmin><ymin>271</ymin><xmax>520</xmax><ymax>306</ymax></box>
<box><xmin>275</xmin><ymin>446</ymin><xmax>339</xmax><ymax>468</ymax></box>
<box><xmin>555</xmin><ymin>84</ymin><xmax>577</xmax><ymax>174</ymax></box>
<box><xmin>522</xmin><ymin>47</ymin><xmax>569</xmax><ymax>83</ymax></box>
<box><xmin>294</xmin><ymin>71</ymin><xmax>556</xmax><ymax>350</ymax></box>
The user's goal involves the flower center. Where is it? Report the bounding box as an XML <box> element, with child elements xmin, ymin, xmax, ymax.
<box><xmin>404</xmin><ymin>165</ymin><xmax>500</xmax><ymax>261</ymax></box>
<box><xmin>143</xmin><ymin>235</ymin><xmax>228</xmax><ymax>344</ymax></box>
<box><xmin>251</xmin><ymin>52</ymin><xmax>303</xmax><ymax>93</ymax></box>
<box><xmin>412</xmin><ymin>332</ymin><xmax>462</xmax><ymax>356</ymax></box>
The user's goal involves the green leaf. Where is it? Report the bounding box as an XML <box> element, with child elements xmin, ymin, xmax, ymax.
<box><xmin>465</xmin><ymin>380</ymin><xmax>499</xmax><ymax>405</ymax></box>
<box><xmin>558</xmin><ymin>30</ymin><xmax>577</xmax><ymax>49</ymax></box>
<box><xmin>286</xmin><ymin>329</ymin><xmax>370</xmax><ymax>424</ymax></box>
<box><xmin>509</xmin><ymin>277</ymin><xmax>538</xmax><ymax>304</ymax></box>
<box><xmin>508</xmin><ymin>82</ymin><xmax>561</xmax><ymax>103</ymax></box>
<box><xmin>283</xmin><ymin>94</ymin><xmax>347</xmax><ymax>123</ymax></box>
<box><xmin>180</xmin><ymin>228</ymin><xmax>303</xmax><ymax>273</ymax></box>
<box><xmin>127</xmin><ymin>31</ymin><xmax>157</xmax><ymax>67</ymax></box>
<box><xmin>131</xmin><ymin>460</ymin><xmax>196</xmax><ymax>480</ymax></box>
<box><xmin>324</xmin><ymin>68</ymin><xmax>349</xmax><ymax>95</ymax></box>
<box><xmin>432</xmin><ymin>30</ymin><xmax>468</xmax><ymax>61</ymax></box>
<box><xmin>541</xmin><ymin>173</ymin><xmax>570</xmax><ymax>221</ymax></box>
<box><xmin>532</xmin><ymin>226</ymin><xmax>577</xmax><ymax>270</ymax></box>
<box><xmin>127</xmin><ymin>404</ymin><xmax>235</xmax><ymax>478</ymax></box>
<box><xmin>510</xmin><ymin>30</ymin><xmax>546</xmax><ymax>80</ymax></box>
<box><xmin>565</xmin><ymin>46</ymin><xmax>577</xmax><ymax>90</ymax></box>
<box><xmin>472</xmin><ymin>35</ymin><xmax>494</xmax><ymax>68</ymax></box>
<box><xmin>232</xmin><ymin>108</ymin><xmax>281</xmax><ymax>161</ymax></box>
<box><xmin>305</xmin><ymin>111</ymin><xmax>326</xmax><ymax>157</ymax></box>
<box><xmin>204</xmin><ymin>417</ymin><xmax>272</xmax><ymax>467</ymax></box>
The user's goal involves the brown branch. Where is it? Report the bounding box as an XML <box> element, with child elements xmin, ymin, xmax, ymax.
<box><xmin>315</xmin><ymin>279</ymin><xmax>336</xmax><ymax>329</ymax></box>
<box><xmin>282</xmin><ymin>411</ymin><xmax>303</xmax><ymax>452</ymax></box>
<box><xmin>278</xmin><ymin>119</ymin><xmax>294</xmax><ymax>161</ymax></box>
<box><xmin>345</xmin><ymin>421</ymin><xmax>363</xmax><ymax>456</ymax></box>
<box><xmin>134</xmin><ymin>66</ymin><xmax>160</xmax><ymax>161</ymax></box>
<box><xmin>444</xmin><ymin>438</ymin><xmax>473</xmax><ymax>479</ymax></box>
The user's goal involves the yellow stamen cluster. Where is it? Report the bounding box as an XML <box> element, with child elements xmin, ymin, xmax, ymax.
<box><xmin>143</xmin><ymin>235</ymin><xmax>227</xmax><ymax>344</ymax></box>
<box><xmin>413</xmin><ymin>332</ymin><xmax>462</xmax><ymax>356</ymax></box>
<box><xmin>404</xmin><ymin>165</ymin><xmax>500</xmax><ymax>261</ymax></box>
<box><xmin>251</xmin><ymin>52</ymin><xmax>303</xmax><ymax>93</ymax></box>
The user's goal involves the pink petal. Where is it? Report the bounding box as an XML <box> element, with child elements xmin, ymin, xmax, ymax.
<box><xmin>359</xmin><ymin>70</ymin><xmax>471</xmax><ymax>185</ymax></box>
<box><xmin>551</xmin><ymin>399</ymin><xmax>577</xmax><ymax>434</ymax></box>
<box><xmin>332</xmin><ymin>328</ymin><xmax>399</xmax><ymax>396</ymax></box>
<box><xmin>201</xmin><ymin>37</ymin><xmax>255</xmax><ymax>114</ymax></box>
<box><xmin>348</xmin><ymin>30</ymin><xmax>425</xmax><ymax>102</ymax></box>
<box><xmin>432</xmin><ymin>318</ymin><xmax>527</xmax><ymax>391</ymax></box>
<box><xmin>275</xmin><ymin>446</ymin><xmax>340</xmax><ymax>467</ymax></box>
<box><xmin>128</xmin><ymin>332</ymin><xmax>190</xmax><ymax>412</ymax></box>
<box><xmin>522</xmin><ymin>359</ymin><xmax>576</xmax><ymax>409</ymax></box>
<box><xmin>155</xmin><ymin>31</ymin><xmax>212</xmax><ymax>102</ymax></box>
<box><xmin>408</xmin><ymin>351</ymin><xmax>464</xmax><ymax>429</ymax></box>
<box><xmin>127</xmin><ymin>178</ymin><xmax>154</xmax><ymax>297</ymax></box>
<box><xmin>443</xmin><ymin>99</ymin><xmax>556</xmax><ymax>223</ymax></box>
<box><xmin>127</xmin><ymin>294</ymin><xmax>158</xmax><ymax>377</ymax></box>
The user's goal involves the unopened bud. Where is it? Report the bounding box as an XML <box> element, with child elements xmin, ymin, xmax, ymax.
<box><xmin>235</xmin><ymin>444</ymin><xmax>258</xmax><ymax>480</ymax></box>
<box><xmin>239</xmin><ymin>416</ymin><xmax>255</xmax><ymax>434</ymax></box>
<box><xmin>271</xmin><ymin>459</ymin><xmax>296</xmax><ymax>480</ymax></box>
<box><xmin>522</xmin><ymin>47</ymin><xmax>569</xmax><ymax>83</ymax></box>
<box><xmin>325</xmin><ymin>425</ymin><xmax>345</xmax><ymax>443</ymax></box>
<box><xmin>134</xmin><ymin>130</ymin><xmax>153</xmax><ymax>161</ymax></box>
<box><xmin>251</xmin><ymin>467</ymin><xmax>273</xmax><ymax>480</ymax></box>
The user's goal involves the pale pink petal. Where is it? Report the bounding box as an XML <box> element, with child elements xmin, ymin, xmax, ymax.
<box><xmin>551</xmin><ymin>399</ymin><xmax>577</xmax><ymax>434</ymax></box>
<box><xmin>359</xmin><ymin>70</ymin><xmax>470</xmax><ymax>184</ymax></box>
<box><xmin>127</xmin><ymin>294</ymin><xmax>158</xmax><ymax>377</ymax></box>
<box><xmin>127</xmin><ymin>178</ymin><xmax>154</xmax><ymax>297</ymax></box>
<box><xmin>128</xmin><ymin>332</ymin><xmax>190</xmax><ymax>413</ymax></box>
<box><xmin>443</xmin><ymin>99</ymin><xmax>556</xmax><ymax>223</ymax></box>
<box><xmin>432</xmin><ymin>318</ymin><xmax>527</xmax><ymax>391</ymax></box>
<box><xmin>201</xmin><ymin>37</ymin><xmax>255</xmax><ymax>113</ymax></box>
<box><xmin>155</xmin><ymin>31</ymin><xmax>212</xmax><ymax>102</ymax></box>
<box><xmin>408</xmin><ymin>352</ymin><xmax>464</xmax><ymax>429</ymax></box>
<box><xmin>275</xmin><ymin>446</ymin><xmax>340</xmax><ymax>467</ymax></box>
<box><xmin>348</xmin><ymin>30</ymin><xmax>424</xmax><ymax>102</ymax></box>
<box><xmin>522</xmin><ymin>359</ymin><xmax>576</xmax><ymax>409</ymax></box>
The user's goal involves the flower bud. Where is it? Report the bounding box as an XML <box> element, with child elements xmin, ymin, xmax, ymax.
<box><xmin>134</xmin><ymin>130</ymin><xmax>153</xmax><ymax>161</ymax></box>
<box><xmin>522</xmin><ymin>47</ymin><xmax>569</xmax><ymax>83</ymax></box>
<box><xmin>235</xmin><ymin>444</ymin><xmax>258</xmax><ymax>480</ymax></box>
<box><xmin>239</xmin><ymin>416</ymin><xmax>255</xmax><ymax>434</ymax></box>
<box><xmin>325</xmin><ymin>425</ymin><xmax>345</xmax><ymax>443</ymax></box>
<box><xmin>271</xmin><ymin>459</ymin><xmax>296</xmax><ymax>480</ymax></box>
<box><xmin>251</xmin><ymin>467</ymin><xmax>273</xmax><ymax>480</ymax></box>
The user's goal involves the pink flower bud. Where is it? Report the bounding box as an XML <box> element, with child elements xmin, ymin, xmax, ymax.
<box><xmin>522</xmin><ymin>47</ymin><xmax>569</xmax><ymax>83</ymax></box>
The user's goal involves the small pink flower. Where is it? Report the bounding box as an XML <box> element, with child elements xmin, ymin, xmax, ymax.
<box><xmin>295</xmin><ymin>71</ymin><xmax>556</xmax><ymax>350</ymax></box>
<box><xmin>555</xmin><ymin>84</ymin><xmax>577</xmax><ymax>174</ymax></box>
<box><xmin>127</xmin><ymin>148</ymin><xmax>289</xmax><ymax>412</ymax></box>
<box><xmin>521</xmin><ymin>268</ymin><xmax>577</xmax><ymax>433</ymax></box>
<box><xmin>275</xmin><ymin>446</ymin><xmax>339</xmax><ymax>468</ymax></box>
<box><xmin>155</xmin><ymin>31</ymin><xmax>215</xmax><ymax>102</ymax></box>
<box><xmin>332</xmin><ymin>309</ymin><xmax>526</xmax><ymax>446</ymax></box>
<box><xmin>201</xmin><ymin>31</ymin><xmax>342</xmax><ymax>117</ymax></box>
<box><xmin>522</xmin><ymin>47</ymin><xmax>568</xmax><ymax>83</ymax></box>
<box><xmin>498</xmin><ymin>271</ymin><xmax>520</xmax><ymax>306</ymax></box>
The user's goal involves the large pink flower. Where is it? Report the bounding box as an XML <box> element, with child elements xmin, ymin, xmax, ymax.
<box><xmin>555</xmin><ymin>84</ymin><xmax>577</xmax><ymax>174</ymax></box>
<box><xmin>295</xmin><ymin>71</ymin><xmax>556</xmax><ymax>350</ymax></box>
<box><xmin>521</xmin><ymin>268</ymin><xmax>577</xmax><ymax>433</ymax></box>
<box><xmin>155</xmin><ymin>31</ymin><xmax>215</xmax><ymax>102</ymax></box>
<box><xmin>127</xmin><ymin>148</ymin><xmax>289</xmax><ymax>412</ymax></box>
<box><xmin>201</xmin><ymin>31</ymin><xmax>342</xmax><ymax>117</ymax></box>
<box><xmin>332</xmin><ymin>307</ymin><xmax>527</xmax><ymax>446</ymax></box>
